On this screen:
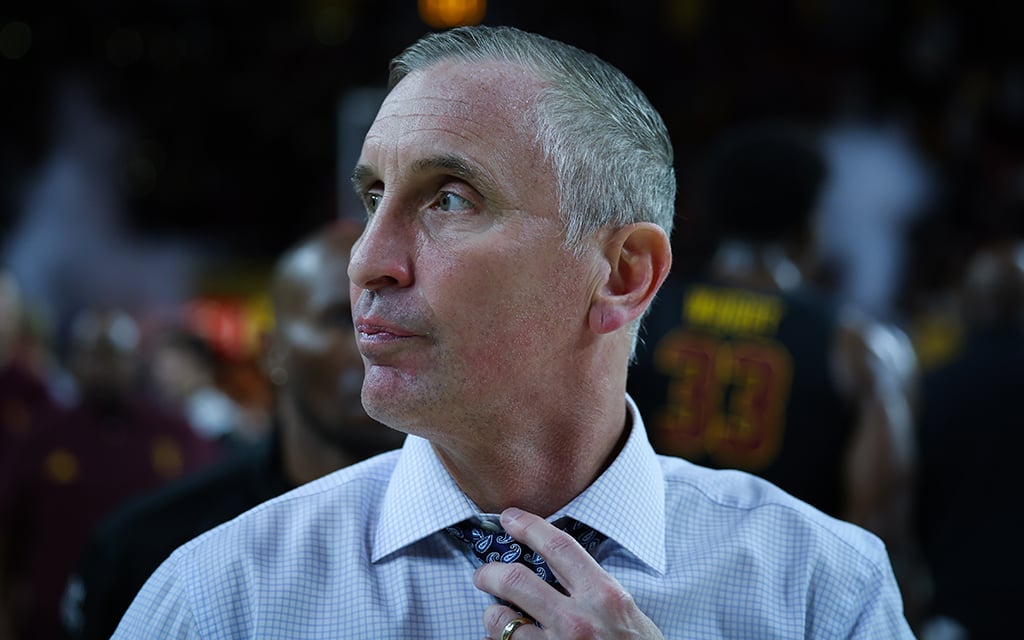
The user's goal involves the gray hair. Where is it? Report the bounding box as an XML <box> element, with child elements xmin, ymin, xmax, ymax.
<box><xmin>389</xmin><ymin>26</ymin><xmax>676</xmax><ymax>252</ymax></box>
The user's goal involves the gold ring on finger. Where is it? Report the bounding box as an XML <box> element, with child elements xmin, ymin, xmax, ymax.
<box><xmin>500</xmin><ymin>616</ymin><xmax>533</xmax><ymax>640</ymax></box>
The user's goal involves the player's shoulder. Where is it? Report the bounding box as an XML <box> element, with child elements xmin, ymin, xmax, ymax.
<box><xmin>173</xmin><ymin>449</ymin><xmax>402</xmax><ymax>556</ymax></box>
<box><xmin>94</xmin><ymin>451</ymin><xmax>262</xmax><ymax>543</ymax></box>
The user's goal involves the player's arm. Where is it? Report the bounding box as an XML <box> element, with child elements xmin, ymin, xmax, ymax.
<box><xmin>832</xmin><ymin>307</ymin><xmax>929</xmax><ymax>624</ymax></box>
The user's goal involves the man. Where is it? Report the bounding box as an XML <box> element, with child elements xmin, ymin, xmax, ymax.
<box><xmin>916</xmin><ymin>239</ymin><xmax>1024</xmax><ymax>639</ymax></box>
<box><xmin>627</xmin><ymin>123</ymin><xmax>926</xmax><ymax>621</ymax></box>
<box><xmin>147</xmin><ymin>327</ymin><xmax>252</xmax><ymax>446</ymax></box>
<box><xmin>0</xmin><ymin>307</ymin><xmax>218</xmax><ymax>640</ymax></box>
<box><xmin>61</xmin><ymin>221</ymin><xmax>405</xmax><ymax>640</ymax></box>
<box><xmin>0</xmin><ymin>269</ymin><xmax>55</xmax><ymax>458</ymax></box>
<box><xmin>0</xmin><ymin>269</ymin><xmax>57</xmax><ymax>640</ymax></box>
<box><xmin>114</xmin><ymin>26</ymin><xmax>913</xmax><ymax>638</ymax></box>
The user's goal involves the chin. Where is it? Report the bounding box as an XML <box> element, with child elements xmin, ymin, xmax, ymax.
<box><xmin>362</xmin><ymin>372</ymin><xmax>413</xmax><ymax>417</ymax></box>
<box><xmin>361</xmin><ymin>399</ymin><xmax>407</xmax><ymax>431</ymax></box>
<box><xmin>363</xmin><ymin>397</ymin><xmax>437</xmax><ymax>441</ymax></box>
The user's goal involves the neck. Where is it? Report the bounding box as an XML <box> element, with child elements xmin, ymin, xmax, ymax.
<box><xmin>432</xmin><ymin>345</ymin><xmax>631</xmax><ymax>517</ymax></box>
<box><xmin>278</xmin><ymin>396</ymin><xmax>359</xmax><ymax>486</ymax></box>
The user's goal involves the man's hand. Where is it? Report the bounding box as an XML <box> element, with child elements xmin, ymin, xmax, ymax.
<box><xmin>473</xmin><ymin>508</ymin><xmax>664</xmax><ymax>640</ymax></box>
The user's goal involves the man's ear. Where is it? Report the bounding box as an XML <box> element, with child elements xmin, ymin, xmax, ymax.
<box><xmin>589</xmin><ymin>222</ymin><xmax>672</xmax><ymax>335</ymax></box>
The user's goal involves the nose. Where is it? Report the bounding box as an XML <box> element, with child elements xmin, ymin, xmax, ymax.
<box><xmin>347</xmin><ymin>204</ymin><xmax>414</xmax><ymax>291</ymax></box>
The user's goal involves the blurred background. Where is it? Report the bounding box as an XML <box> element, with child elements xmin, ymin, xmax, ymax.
<box><xmin>1</xmin><ymin>1</ymin><xmax>1022</xmax><ymax>637</ymax></box>
<box><xmin>1</xmin><ymin>0</ymin><xmax>1022</xmax><ymax>353</ymax></box>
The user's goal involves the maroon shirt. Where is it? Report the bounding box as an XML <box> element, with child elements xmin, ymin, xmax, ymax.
<box><xmin>0</xmin><ymin>394</ymin><xmax>221</xmax><ymax>640</ymax></box>
<box><xmin>0</xmin><ymin>361</ymin><xmax>55</xmax><ymax>455</ymax></box>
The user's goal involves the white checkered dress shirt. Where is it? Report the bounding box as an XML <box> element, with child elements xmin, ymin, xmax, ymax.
<box><xmin>113</xmin><ymin>396</ymin><xmax>914</xmax><ymax>639</ymax></box>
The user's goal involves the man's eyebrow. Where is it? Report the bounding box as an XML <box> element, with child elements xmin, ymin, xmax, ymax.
<box><xmin>350</xmin><ymin>164</ymin><xmax>376</xmax><ymax>193</ymax></box>
<box><xmin>412</xmin><ymin>154</ymin><xmax>501</xmax><ymax>197</ymax></box>
<box><xmin>351</xmin><ymin>153</ymin><xmax>502</xmax><ymax>200</ymax></box>
<box><xmin>411</xmin><ymin>153</ymin><xmax>475</xmax><ymax>178</ymax></box>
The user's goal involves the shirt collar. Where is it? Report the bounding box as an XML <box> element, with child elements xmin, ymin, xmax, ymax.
<box><xmin>372</xmin><ymin>432</ymin><xmax>478</xmax><ymax>562</ymax></box>
<box><xmin>553</xmin><ymin>395</ymin><xmax>666</xmax><ymax>574</ymax></box>
<box><xmin>372</xmin><ymin>395</ymin><xmax>666</xmax><ymax>575</ymax></box>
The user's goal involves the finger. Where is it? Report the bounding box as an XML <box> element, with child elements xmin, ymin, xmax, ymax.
<box><xmin>474</xmin><ymin>559</ymin><xmax>562</xmax><ymax>623</ymax></box>
<box><xmin>499</xmin><ymin>507</ymin><xmax>603</xmax><ymax>595</ymax></box>
<box><xmin>482</xmin><ymin>603</ymin><xmax>540</xmax><ymax>640</ymax></box>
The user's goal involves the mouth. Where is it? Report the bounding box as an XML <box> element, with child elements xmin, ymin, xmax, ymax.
<box><xmin>354</xmin><ymin>317</ymin><xmax>418</xmax><ymax>346</ymax></box>
<box><xmin>351</xmin><ymin>290</ymin><xmax>424</xmax><ymax>353</ymax></box>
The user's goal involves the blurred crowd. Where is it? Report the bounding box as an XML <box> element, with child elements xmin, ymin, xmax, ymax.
<box><xmin>0</xmin><ymin>220</ymin><xmax>407</xmax><ymax>640</ymax></box>
<box><xmin>629</xmin><ymin>121</ymin><xmax>1022</xmax><ymax>640</ymax></box>
<box><xmin>1</xmin><ymin>2</ymin><xmax>1022</xmax><ymax>639</ymax></box>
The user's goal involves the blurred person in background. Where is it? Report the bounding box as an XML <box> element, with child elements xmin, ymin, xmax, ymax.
<box><xmin>0</xmin><ymin>269</ymin><xmax>56</xmax><ymax>458</ymax></box>
<box><xmin>628</xmin><ymin>122</ymin><xmax>928</xmax><ymax>624</ymax></box>
<box><xmin>0</xmin><ymin>269</ymin><xmax>57</xmax><ymax>640</ymax></box>
<box><xmin>0</xmin><ymin>306</ymin><xmax>220</xmax><ymax>640</ymax></box>
<box><xmin>814</xmin><ymin>117</ymin><xmax>935</xmax><ymax>323</ymax></box>
<box><xmin>916</xmin><ymin>238</ymin><xmax>1024</xmax><ymax>640</ymax></box>
<box><xmin>899</xmin><ymin>212</ymin><xmax>971</xmax><ymax>376</ymax></box>
<box><xmin>148</xmin><ymin>327</ymin><xmax>264</xmax><ymax>451</ymax></box>
<box><xmin>60</xmin><ymin>221</ymin><xmax>405</xmax><ymax>640</ymax></box>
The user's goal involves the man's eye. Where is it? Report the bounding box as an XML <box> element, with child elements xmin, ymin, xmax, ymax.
<box><xmin>437</xmin><ymin>192</ymin><xmax>472</xmax><ymax>212</ymax></box>
<box><xmin>366</xmin><ymin>193</ymin><xmax>382</xmax><ymax>213</ymax></box>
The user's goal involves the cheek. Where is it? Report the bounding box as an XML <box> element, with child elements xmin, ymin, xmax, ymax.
<box><xmin>417</xmin><ymin>212</ymin><xmax>596</xmax><ymax>369</ymax></box>
<box><xmin>434</xmin><ymin>254</ymin><xmax>583</xmax><ymax>363</ymax></box>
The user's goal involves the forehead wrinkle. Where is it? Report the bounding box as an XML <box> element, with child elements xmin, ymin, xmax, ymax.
<box><xmin>353</xmin><ymin>113</ymin><xmax>496</xmax><ymax>185</ymax></box>
<box><xmin>421</xmin><ymin>121</ymin><xmax>497</xmax><ymax>147</ymax></box>
<box><xmin>354</xmin><ymin>64</ymin><xmax>545</xmax><ymax>210</ymax></box>
<box><xmin>378</xmin><ymin>86</ymin><xmax>525</xmax><ymax>142</ymax></box>
<box><xmin>386</xmin><ymin>93</ymin><xmax>478</xmax><ymax>113</ymax></box>
<box><xmin>353</xmin><ymin>132</ymin><xmax>494</xmax><ymax>185</ymax></box>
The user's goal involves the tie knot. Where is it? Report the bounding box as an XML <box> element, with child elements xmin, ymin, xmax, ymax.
<box><xmin>445</xmin><ymin>517</ymin><xmax>605</xmax><ymax>586</ymax></box>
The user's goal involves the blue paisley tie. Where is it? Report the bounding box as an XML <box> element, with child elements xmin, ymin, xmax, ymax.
<box><xmin>446</xmin><ymin>517</ymin><xmax>605</xmax><ymax>590</ymax></box>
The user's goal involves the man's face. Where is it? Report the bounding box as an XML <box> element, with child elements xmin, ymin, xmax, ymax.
<box><xmin>348</xmin><ymin>61</ymin><xmax>606</xmax><ymax>440</ymax></box>
<box><xmin>279</xmin><ymin>241</ymin><xmax>396</xmax><ymax>450</ymax></box>
<box><xmin>69</xmin><ymin>311</ymin><xmax>140</xmax><ymax>405</ymax></box>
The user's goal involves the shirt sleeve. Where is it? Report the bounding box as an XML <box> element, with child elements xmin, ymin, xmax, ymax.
<box><xmin>111</xmin><ymin>551</ymin><xmax>200</xmax><ymax>640</ymax></box>
<box><xmin>845</xmin><ymin>548</ymin><xmax>916</xmax><ymax>639</ymax></box>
